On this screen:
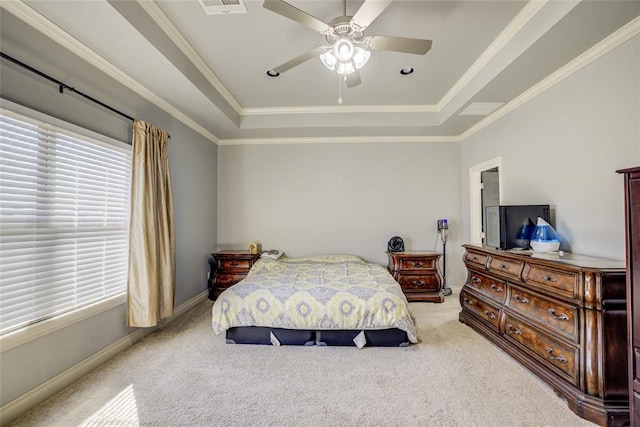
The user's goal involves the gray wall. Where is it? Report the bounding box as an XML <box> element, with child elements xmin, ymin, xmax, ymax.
<box><xmin>217</xmin><ymin>142</ymin><xmax>465</xmax><ymax>288</ymax></box>
<box><xmin>460</xmin><ymin>34</ymin><xmax>640</xmax><ymax>260</ymax></box>
<box><xmin>0</xmin><ymin>13</ymin><xmax>217</xmax><ymax>406</ymax></box>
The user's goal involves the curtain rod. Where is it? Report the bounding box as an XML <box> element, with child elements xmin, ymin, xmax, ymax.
<box><xmin>1</xmin><ymin>51</ymin><xmax>171</xmax><ymax>139</ymax></box>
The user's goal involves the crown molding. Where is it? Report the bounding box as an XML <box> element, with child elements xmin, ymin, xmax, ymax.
<box><xmin>242</xmin><ymin>104</ymin><xmax>439</xmax><ymax>116</ymax></box>
<box><xmin>136</xmin><ymin>0</ymin><xmax>243</xmax><ymax>115</ymax></box>
<box><xmin>436</xmin><ymin>0</ymin><xmax>549</xmax><ymax>111</ymax></box>
<box><xmin>219</xmin><ymin>135</ymin><xmax>462</xmax><ymax>146</ymax></box>
<box><xmin>459</xmin><ymin>15</ymin><xmax>640</xmax><ymax>142</ymax></box>
<box><xmin>0</xmin><ymin>0</ymin><xmax>220</xmax><ymax>145</ymax></box>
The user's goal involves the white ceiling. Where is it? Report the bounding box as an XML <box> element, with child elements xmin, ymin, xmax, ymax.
<box><xmin>3</xmin><ymin>0</ymin><xmax>640</xmax><ymax>144</ymax></box>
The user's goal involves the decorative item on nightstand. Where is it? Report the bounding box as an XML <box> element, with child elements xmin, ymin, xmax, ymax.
<box><xmin>387</xmin><ymin>236</ymin><xmax>405</xmax><ymax>253</ymax></box>
<box><xmin>249</xmin><ymin>242</ymin><xmax>260</xmax><ymax>254</ymax></box>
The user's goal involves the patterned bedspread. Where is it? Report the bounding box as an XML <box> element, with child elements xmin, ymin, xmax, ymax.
<box><xmin>211</xmin><ymin>254</ymin><xmax>418</xmax><ymax>343</ymax></box>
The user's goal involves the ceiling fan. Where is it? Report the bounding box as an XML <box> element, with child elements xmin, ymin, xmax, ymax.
<box><xmin>263</xmin><ymin>0</ymin><xmax>432</xmax><ymax>88</ymax></box>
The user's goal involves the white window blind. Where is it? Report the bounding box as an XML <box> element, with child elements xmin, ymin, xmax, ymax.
<box><xmin>0</xmin><ymin>103</ymin><xmax>131</xmax><ymax>335</ymax></box>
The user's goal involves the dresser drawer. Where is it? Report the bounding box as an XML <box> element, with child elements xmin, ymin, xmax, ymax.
<box><xmin>467</xmin><ymin>270</ymin><xmax>507</xmax><ymax>304</ymax></box>
<box><xmin>396</xmin><ymin>273</ymin><xmax>439</xmax><ymax>291</ymax></box>
<box><xmin>464</xmin><ymin>249</ymin><xmax>488</xmax><ymax>268</ymax></box>
<box><xmin>398</xmin><ymin>257</ymin><xmax>436</xmax><ymax>270</ymax></box>
<box><xmin>506</xmin><ymin>285</ymin><xmax>579</xmax><ymax>342</ymax></box>
<box><xmin>503</xmin><ymin>312</ymin><xmax>579</xmax><ymax>385</ymax></box>
<box><xmin>488</xmin><ymin>255</ymin><xmax>524</xmax><ymax>281</ymax></box>
<box><xmin>461</xmin><ymin>289</ymin><xmax>501</xmax><ymax>330</ymax></box>
<box><xmin>522</xmin><ymin>264</ymin><xmax>579</xmax><ymax>302</ymax></box>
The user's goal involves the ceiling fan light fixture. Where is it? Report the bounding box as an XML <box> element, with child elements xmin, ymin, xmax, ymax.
<box><xmin>333</xmin><ymin>38</ymin><xmax>354</xmax><ymax>62</ymax></box>
<box><xmin>352</xmin><ymin>47</ymin><xmax>371</xmax><ymax>70</ymax></box>
<box><xmin>336</xmin><ymin>60</ymin><xmax>356</xmax><ymax>75</ymax></box>
<box><xmin>319</xmin><ymin>50</ymin><xmax>338</xmax><ymax>71</ymax></box>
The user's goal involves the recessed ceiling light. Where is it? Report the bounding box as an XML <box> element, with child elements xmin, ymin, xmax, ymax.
<box><xmin>459</xmin><ymin>102</ymin><xmax>505</xmax><ymax>116</ymax></box>
<box><xmin>400</xmin><ymin>66</ymin><xmax>414</xmax><ymax>76</ymax></box>
<box><xmin>266</xmin><ymin>70</ymin><xmax>280</xmax><ymax>77</ymax></box>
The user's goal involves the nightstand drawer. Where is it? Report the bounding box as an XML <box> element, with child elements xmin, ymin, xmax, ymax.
<box><xmin>215</xmin><ymin>273</ymin><xmax>247</xmax><ymax>287</ymax></box>
<box><xmin>219</xmin><ymin>258</ymin><xmax>253</xmax><ymax>270</ymax></box>
<box><xmin>396</xmin><ymin>273</ymin><xmax>439</xmax><ymax>291</ymax></box>
<box><xmin>398</xmin><ymin>257</ymin><xmax>436</xmax><ymax>270</ymax></box>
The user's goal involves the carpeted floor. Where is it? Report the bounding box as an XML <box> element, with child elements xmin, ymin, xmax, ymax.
<box><xmin>8</xmin><ymin>293</ymin><xmax>593</xmax><ymax>426</ymax></box>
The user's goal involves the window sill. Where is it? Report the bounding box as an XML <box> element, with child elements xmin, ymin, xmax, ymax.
<box><xmin>0</xmin><ymin>293</ymin><xmax>127</xmax><ymax>352</ymax></box>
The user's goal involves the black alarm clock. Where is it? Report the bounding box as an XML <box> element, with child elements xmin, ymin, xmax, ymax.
<box><xmin>387</xmin><ymin>236</ymin><xmax>405</xmax><ymax>253</ymax></box>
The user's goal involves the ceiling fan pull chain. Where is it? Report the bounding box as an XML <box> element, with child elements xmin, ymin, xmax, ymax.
<box><xmin>338</xmin><ymin>74</ymin><xmax>343</xmax><ymax>104</ymax></box>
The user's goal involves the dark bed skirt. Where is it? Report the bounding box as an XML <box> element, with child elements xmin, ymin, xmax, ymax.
<box><xmin>225</xmin><ymin>327</ymin><xmax>410</xmax><ymax>347</ymax></box>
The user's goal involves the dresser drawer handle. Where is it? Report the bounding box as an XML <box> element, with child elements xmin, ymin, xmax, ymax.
<box><xmin>499</xmin><ymin>264</ymin><xmax>509</xmax><ymax>270</ymax></box>
<box><xmin>545</xmin><ymin>347</ymin><xmax>568</xmax><ymax>363</ymax></box>
<box><xmin>514</xmin><ymin>295</ymin><xmax>529</xmax><ymax>304</ymax></box>
<box><xmin>463</xmin><ymin>298</ymin><xmax>472</xmax><ymax>305</ymax></box>
<box><xmin>411</xmin><ymin>280</ymin><xmax>425</xmax><ymax>286</ymax></box>
<box><xmin>506</xmin><ymin>324</ymin><xmax>522</xmax><ymax>335</ymax></box>
<box><xmin>547</xmin><ymin>308</ymin><xmax>569</xmax><ymax>321</ymax></box>
<box><xmin>412</xmin><ymin>262</ymin><xmax>423</xmax><ymax>268</ymax></box>
<box><xmin>490</xmin><ymin>284</ymin><xmax>503</xmax><ymax>292</ymax></box>
<box><xmin>229</xmin><ymin>261</ymin><xmax>240</xmax><ymax>266</ymax></box>
<box><xmin>483</xmin><ymin>310</ymin><xmax>496</xmax><ymax>320</ymax></box>
<box><xmin>472</xmin><ymin>277</ymin><xmax>481</xmax><ymax>283</ymax></box>
<box><xmin>471</xmin><ymin>256</ymin><xmax>479</xmax><ymax>261</ymax></box>
<box><xmin>542</xmin><ymin>275</ymin><xmax>558</xmax><ymax>282</ymax></box>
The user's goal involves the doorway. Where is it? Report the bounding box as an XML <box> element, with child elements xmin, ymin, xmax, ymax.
<box><xmin>469</xmin><ymin>157</ymin><xmax>502</xmax><ymax>244</ymax></box>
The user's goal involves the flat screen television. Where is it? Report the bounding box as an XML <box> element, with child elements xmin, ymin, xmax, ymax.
<box><xmin>484</xmin><ymin>205</ymin><xmax>551</xmax><ymax>250</ymax></box>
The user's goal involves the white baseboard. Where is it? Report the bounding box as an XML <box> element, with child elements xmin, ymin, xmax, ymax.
<box><xmin>0</xmin><ymin>291</ymin><xmax>209</xmax><ymax>425</ymax></box>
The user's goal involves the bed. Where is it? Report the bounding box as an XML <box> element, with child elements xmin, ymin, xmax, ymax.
<box><xmin>211</xmin><ymin>254</ymin><xmax>418</xmax><ymax>347</ymax></box>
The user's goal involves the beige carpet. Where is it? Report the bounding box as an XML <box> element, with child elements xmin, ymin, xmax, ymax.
<box><xmin>8</xmin><ymin>293</ymin><xmax>593</xmax><ymax>426</ymax></box>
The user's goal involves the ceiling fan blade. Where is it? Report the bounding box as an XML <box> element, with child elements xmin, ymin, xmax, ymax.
<box><xmin>271</xmin><ymin>46</ymin><xmax>328</xmax><ymax>74</ymax></box>
<box><xmin>345</xmin><ymin>70</ymin><xmax>361</xmax><ymax>88</ymax></box>
<box><xmin>263</xmin><ymin>0</ymin><xmax>331</xmax><ymax>34</ymax></box>
<box><xmin>366</xmin><ymin>36</ymin><xmax>433</xmax><ymax>55</ymax></box>
<box><xmin>350</xmin><ymin>0</ymin><xmax>393</xmax><ymax>31</ymax></box>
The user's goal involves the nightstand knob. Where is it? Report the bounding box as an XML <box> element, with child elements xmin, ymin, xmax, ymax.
<box><xmin>412</xmin><ymin>262</ymin><xmax>423</xmax><ymax>267</ymax></box>
<box><xmin>230</xmin><ymin>261</ymin><xmax>240</xmax><ymax>266</ymax></box>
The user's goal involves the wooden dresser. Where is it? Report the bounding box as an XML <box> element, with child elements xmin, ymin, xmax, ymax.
<box><xmin>459</xmin><ymin>244</ymin><xmax>628</xmax><ymax>426</ymax></box>
<box><xmin>618</xmin><ymin>166</ymin><xmax>640</xmax><ymax>426</ymax></box>
<box><xmin>387</xmin><ymin>251</ymin><xmax>444</xmax><ymax>302</ymax></box>
<box><xmin>208</xmin><ymin>251</ymin><xmax>260</xmax><ymax>300</ymax></box>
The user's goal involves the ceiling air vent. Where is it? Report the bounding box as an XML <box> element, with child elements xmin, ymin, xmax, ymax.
<box><xmin>199</xmin><ymin>0</ymin><xmax>247</xmax><ymax>15</ymax></box>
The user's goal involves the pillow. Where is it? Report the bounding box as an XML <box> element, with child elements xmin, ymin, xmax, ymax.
<box><xmin>261</xmin><ymin>250</ymin><xmax>284</xmax><ymax>260</ymax></box>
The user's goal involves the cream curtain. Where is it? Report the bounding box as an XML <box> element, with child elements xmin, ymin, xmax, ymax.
<box><xmin>127</xmin><ymin>119</ymin><xmax>175</xmax><ymax>327</ymax></box>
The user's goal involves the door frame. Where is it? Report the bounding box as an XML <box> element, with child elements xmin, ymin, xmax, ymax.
<box><xmin>469</xmin><ymin>157</ymin><xmax>503</xmax><ymax>244</ymax></box>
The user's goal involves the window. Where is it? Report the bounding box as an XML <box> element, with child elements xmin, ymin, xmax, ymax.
<box><xmin>0</xmin><ymin>101</ymin><xmax>131</xmax><ymax>335</ymax></box>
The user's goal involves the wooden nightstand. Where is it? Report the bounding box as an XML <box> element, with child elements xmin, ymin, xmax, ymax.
<box><xmin>208</xmin><ymin>251</ymin><xmax>260</xmax><ymax>300</ymax></box>
<box><xmin>387</xmin><ymin>251</ymin><xmax>444</xmax><ymax>302</ymax></box>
